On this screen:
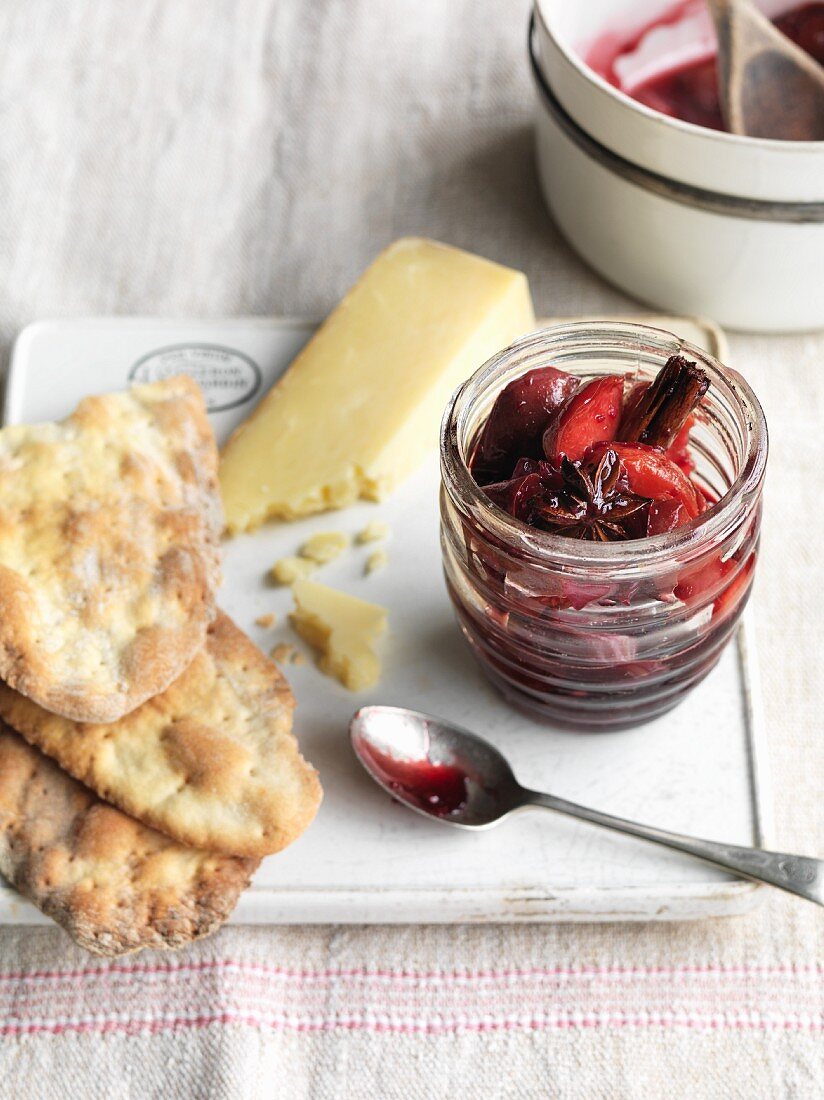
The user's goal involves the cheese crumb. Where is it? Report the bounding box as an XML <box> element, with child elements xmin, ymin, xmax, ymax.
<box><xmin>365</xmin><ymin>548</ymin><xmax>388</xmax><ymax>575</ymax></box>
<box><xmin>300</xmin><ymin>531</ymin><xmax>349</xmax><ymax>564</ymax></box>
<box><xmin>270</xmin><ymin>556</ymin><xmax>316</xmax><ymax>585</ymax></box>
<box><xmin>290</xmin><ymin>579</ymin><xmax>387</xmax><ymax>691</ymax></box>
<box><xmin>356</xmin><ymin>520</ymin><xmax>389</xmax><ymax>545</ymax></box>
<box><xmin>255</xmin><ymin>613</ymin><xmax>277</xmax><ymax>628</ymax></box>
<box><xmin>270</xmin><ymin>643</ymin><xmax>306</xmax><ymax>665</ymax></box>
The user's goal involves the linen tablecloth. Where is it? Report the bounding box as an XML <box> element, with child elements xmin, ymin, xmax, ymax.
<box><xmin>0</xmin><ymin>1</ymin><xmax>821</xmax><ymax>1096</ymax></box>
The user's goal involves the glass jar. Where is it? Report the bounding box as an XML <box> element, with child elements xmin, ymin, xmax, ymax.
<box><xmin>440</xmin><ymin>322</ymin><xmax>768</xmax><ymax>731</ymax></box>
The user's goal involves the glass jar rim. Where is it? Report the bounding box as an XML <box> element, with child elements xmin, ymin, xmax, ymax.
<box><xmin>440</xmin><ymin>321</ymin><xmax>768</xmax><ymax>573</ymax></box>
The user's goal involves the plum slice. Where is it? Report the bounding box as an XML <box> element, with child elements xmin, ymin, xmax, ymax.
<box><xmin>542</xmin><ymin>376</ymin><xmax>624</xmax><ymax>464</ymax></box>
<box><xmin>471</xmin><ymin>366</ymin><xmax>578</xmax><ymax>484</ymax></box>
<box><xmin>647</xmin><ymin>498</ymin><xmax>691</xmax><ymax>536</ymax></box>
<box><xmin>483</xmin><ymin>472</ymin><xmax>545</xmax><ymax>523</ymax></box>
<box><xmin>590</xmin><ymin>441</ymin><xmax>702</xmax><ymax>519</ymax></box>
<box><xmin>668</xmin><ymin>416</ymin><xmax>696</xmax><ymax>474</ymax></box>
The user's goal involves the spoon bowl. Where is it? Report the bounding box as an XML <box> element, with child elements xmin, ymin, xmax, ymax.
<box><xmin>350</xmin><ymin>705</ymin><xmax>824</xmax><ymax>907</ymax></box>
<box><xmin>350</xmin><ymin>705</ymin><xmax>522</xmax><ymax>828</ymax></box>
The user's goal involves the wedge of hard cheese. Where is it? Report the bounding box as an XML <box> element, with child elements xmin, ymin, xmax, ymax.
<box><xmin>220</xmin><ymin>238</ymin><xmax>535</xmax><ymax>530</ymax></box>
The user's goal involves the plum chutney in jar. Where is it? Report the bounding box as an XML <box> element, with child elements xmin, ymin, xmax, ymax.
<box><xmin>439</xmin><ymin>323</ymin><xmax>767</xmax><ymax>731</ymax></box>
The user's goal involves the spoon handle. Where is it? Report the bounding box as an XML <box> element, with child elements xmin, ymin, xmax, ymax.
<box><xmin>523</xmin><ymin>790</ymin><xmax>824</xmax><ymax>906</ymax></box>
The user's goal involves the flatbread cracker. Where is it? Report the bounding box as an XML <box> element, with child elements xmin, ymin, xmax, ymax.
<box><xmin>0</xmin><ymin>376</ymin><xmax>222</xmax><ymax>722</ymax></box>
<box><xmin>0</xmin><ymin>612</ymin><xmax>322</xmax><ymax>858</ymax></box>
<box><xmin>0</xmin><ymin>722</ymin><xmax>256</xmax><ymax>956</ymax></box>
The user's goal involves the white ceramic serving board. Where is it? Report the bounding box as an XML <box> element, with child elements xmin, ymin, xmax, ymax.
<box><xmin>0</xmin><ymin>315</ymin><xmax>771</xmax><ymax>924</ymax></box>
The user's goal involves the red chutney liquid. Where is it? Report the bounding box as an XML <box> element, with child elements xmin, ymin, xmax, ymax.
<box><xmin>358</xmin><ymin>741</ymin><xmax>470</xmax><ymax>818</ymax></box>
<box><xmin>588</xmin><ymin>1</ymin><xmax>824</xmax><ymax>132</ymax></box>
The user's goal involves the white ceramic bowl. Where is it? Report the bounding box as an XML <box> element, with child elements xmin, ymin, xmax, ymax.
<box><xmin>531</xmin><ymin>0</ymin><xmax>824</xmax><ymax>332</ymax></box>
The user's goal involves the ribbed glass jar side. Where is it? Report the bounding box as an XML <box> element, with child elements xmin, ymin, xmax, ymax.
<box><xmin>439</xmin><ymin>322</ymin><xmax>767</xmax><ymax>730</ymax></box>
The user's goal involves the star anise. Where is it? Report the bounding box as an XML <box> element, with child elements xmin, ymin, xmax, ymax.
<box><xmin>533</xmin><ymin>449</ymin><xmax>651</xmax><ymax>542</ymax></box>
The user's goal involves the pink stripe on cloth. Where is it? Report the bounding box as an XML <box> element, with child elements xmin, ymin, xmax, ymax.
<box><xmin>2</xmin><ymin>959</ymin><xmax>822</xmax><ymax>1038</ymax></box>
<box><xmin>1</xmin><ymin>960</ymin><xmax>822</xmax><ymax>983</ymax></box>
<box><xmin>1</xmin><ymin>1012</ymin><xmax>823</xmax><ymax>1039</ymax></box>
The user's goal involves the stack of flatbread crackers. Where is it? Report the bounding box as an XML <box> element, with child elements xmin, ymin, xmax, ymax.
<box><xmin>0</xmin><ymin>377</ymin><xmax>321</xmax><ymax>956</ymax></box>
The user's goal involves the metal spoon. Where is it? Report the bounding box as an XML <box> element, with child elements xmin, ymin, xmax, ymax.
<box><xmin>707</xmin><ymin>0</ymin><xmax>824</xmax><ymax>140</ymax></box>
<box><xmin>351</xmin><ymin>705</ymin><xmax>824</xmax><ymax>907</ymax></box>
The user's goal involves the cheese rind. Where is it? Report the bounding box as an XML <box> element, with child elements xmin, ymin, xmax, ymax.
<box><xmin>220</xmin><ymin>238</ymin><xmax>535</xmax><ymax>531</ymax></box>
<box><xmin>289</xmin><ymin>580</ymin><xmax>387</xmax><ymax>692</ymax></box>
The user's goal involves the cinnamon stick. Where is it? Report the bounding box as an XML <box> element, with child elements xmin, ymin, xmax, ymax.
<box><xmin>619</xmin><ymin>354</ymin><xmax>710</xmax><ymax>449</ymax></box>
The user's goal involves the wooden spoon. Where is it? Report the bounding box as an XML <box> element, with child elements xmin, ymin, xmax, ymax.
<box><xmin>707</xmin><ymin>0</ymin><xmax>824</xmax><ymax>140</ymax></box>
